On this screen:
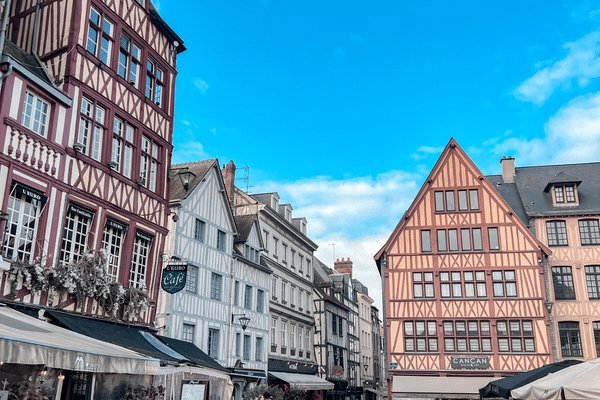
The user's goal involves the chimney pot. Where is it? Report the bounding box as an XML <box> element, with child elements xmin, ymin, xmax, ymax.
<box><xmin>500</xmin><ymin>156</ymin><xmax>516</xmax><ymax>184</ymax></box>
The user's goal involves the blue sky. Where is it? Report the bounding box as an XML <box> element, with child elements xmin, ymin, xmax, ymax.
<box><xmin>155</xmin><ymin>1</ymin><xmax>600</xmax><ymax>309</ymax></box>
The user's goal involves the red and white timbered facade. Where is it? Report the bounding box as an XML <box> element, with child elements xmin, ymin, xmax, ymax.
<box><xmin>375</xmin><ymin>139</ymin><xmax>553</xmax><ymax>399</ymax></box>
<box><xmin>0</xmin><ymin>0</ymin><xmax>184</xmax><ymax>323</ymax></box>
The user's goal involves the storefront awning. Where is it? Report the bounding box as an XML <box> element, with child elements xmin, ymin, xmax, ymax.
<box><xmin>392</xmin><ymin>375</ymin><xmax>494</xmax><ymax>399</ymax></box>
<box><xmin>0</xmin><ymin>305</ymin><xmax>160</xmax><ymax>375</ymax></box>
<box><xmin>269</xmin><ymin>371</ymin><xmax>334</xmax><ymax>390</ymax></box>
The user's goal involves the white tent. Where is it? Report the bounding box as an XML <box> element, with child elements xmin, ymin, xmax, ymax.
<box><xmin>511</xmin><ymin>358</ymin><xmax>600</xmax><ymax>400</ymax></box>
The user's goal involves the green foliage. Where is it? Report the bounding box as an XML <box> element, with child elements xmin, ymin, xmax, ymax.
<box><xmin>120</xmin><ymin>385</ymin><xmax>165</xmax><ymax>400</ymax></box>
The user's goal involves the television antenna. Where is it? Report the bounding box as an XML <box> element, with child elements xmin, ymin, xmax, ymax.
<box><xmin>236</xmin><ymin>165</ymin><xmax>253</xmax><ymax>193</ymax></box>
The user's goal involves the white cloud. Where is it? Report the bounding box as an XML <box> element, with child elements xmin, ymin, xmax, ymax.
<box><xmin>514</xmin><ymin>31</ymin><xmax>600</xmax><ymax>105</ymax></box>
<box><xmin>250</xmin><ymin>170</ymin><xmax>423</xmax><ymax>310</ymax></box>
<box><xmin>172</xmin><ymin>141</ymin><xmax>209</xmax><ymax>164</ymax></box>
<box><xmin>193</xmin><ymin>78</ymin><xmax>209</xmax><ymax>94</ymax></box>
<box><xmin>410</xmin><ymin>145</ymin><xmax>444</xmax><ymax>160</ymax></box>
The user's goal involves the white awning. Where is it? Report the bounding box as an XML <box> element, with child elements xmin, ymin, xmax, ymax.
<box><xmin>0</xmin><ymin>306</ymin><xmax>160</xmax><ymax>375</ymax></box>
<box><xmin>392</xmin><ymin>375</ymin><xmax>494</xmax><ymax>399</ymax></box>
<box><xmin>269</xmin><ymin>372</ymin><xmax>335</xmax><ymax>390</ymax></box>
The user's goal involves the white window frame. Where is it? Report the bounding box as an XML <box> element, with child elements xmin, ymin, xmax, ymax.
<box><xmin>21</xmin><ymin>91</ymin><xmax>50</xmax><ymax>137</ymax></box>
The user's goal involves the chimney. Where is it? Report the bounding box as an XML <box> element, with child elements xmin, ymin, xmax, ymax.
<box><xmin>222</xmin><ymin>160</ymin><xmax>236</xmax><ymax>205</ymax></box>
<box><xmin>501</xmin><ymin>156</ymin><xmax>515</xmax><ymax>183</ymax></box>
<box><xmin>334</xmin><ymin>257</ymin><xmax>353</xmax><ymax>279</ymax></box>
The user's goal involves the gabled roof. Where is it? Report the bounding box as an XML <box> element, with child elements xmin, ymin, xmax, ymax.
<box><xmin>170</xmin><ymin>159</ymin><xmax>217</xmax><ymax>202</ymax></box>
<box><xmin>234</xmin><ymin>214</ymin><xmax>257</xmax><ymax>243</ymax></box>
<box><xmin>487</xmin><ymin>162</ymin><xmax>600</xmax><ymax>219</ymax></box>
<box><xmin>374</xmin><ymin>138</ymin><xmax>551</xmax><ymax>264</ymax></box>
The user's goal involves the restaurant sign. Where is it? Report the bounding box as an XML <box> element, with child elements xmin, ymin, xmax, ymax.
<box><xmin>161</xmin><ymin>263</ymin><xmax>187</xmax><ymax>294</ymax></box>
<box><xmin>450</xmin><ymin>356</ymin><xmax>489</xmax><ymax>369</ymax></box>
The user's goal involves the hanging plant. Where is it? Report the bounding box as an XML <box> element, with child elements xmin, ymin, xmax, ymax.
<box><xmin>6</xmin><ymin>255</ymin><xmax>51</xmax><ymax>299</ymax></box>
<box><xmin>123</xmin><ymin>282</ymin><xmax>152</xmax><ymax>321</ymax></box>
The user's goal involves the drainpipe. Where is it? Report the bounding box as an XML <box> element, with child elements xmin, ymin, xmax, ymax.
<box><xmin>0</xmin><ymin>0</ymin><xmax>13</xmax><ymax>91</ymax></box>
<box><xmin>30</xmin><ymin>0</ymin><xmax>40</xmax><ymax>55</ymax></box>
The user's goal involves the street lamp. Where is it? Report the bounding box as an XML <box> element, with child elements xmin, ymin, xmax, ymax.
<box><xmin>232</xmin><ymin>313</ymin><xmax>251</xmax><ymax>331</ymax></box>
<box><xmin>177</xmin><ymin>169</ymin><xmax>196</xmax><ymax>191</ymax></box>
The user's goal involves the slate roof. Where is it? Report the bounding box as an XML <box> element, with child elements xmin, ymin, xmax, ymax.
<box><xmin>3</xmin><ymin>40</ymin><xmax>54</xmax><ymax>86</ymax></box>
<box><xmin>234</xmin><ymin>214</ymin><xmax>256</xmax><ymax>243</ymax></box>
<box><xmin>487</xmin><ymin>162</ymin><xmax>600</xmax><ymax>225</ymax></box>
<box><xmin>170</xmin><ymin>159</ymin><xmax>217</xmax><ymax>202</ymax></box>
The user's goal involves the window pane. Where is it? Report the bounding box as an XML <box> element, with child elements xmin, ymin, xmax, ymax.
<box><xmin>461</xmin><ymin>229</ymin><xmax>472</xmax><ymax>251</ymax></box>
<box><xmin>488</xmin><ymin>227</ymin><xmax>500</xmax><ymax>250</ymax></box>
<box><xmin>448</xmin><ymin>229</ymin><xmax>458</xmax><ymax>251</ymax></box>
<box><xmin>446</xmin><ymin>191</ymin><xmax>455</xmax><ymax>211</ymax></box>
<box><xmin>435</xmin><ymin>191</ymin><xmax>444</xmax><ymax>212</ymax></box>
<box><xmin>421</xmin><ymin>230</ymin><xmax>431</xmax><ymax>252</ymax></box>
<box><xmin>437</xmin><ymin>230</ymin><xmax>447</xmax><ymax>252</ymax></box>
<box><xmin>469</xmin><ymin>189</ymin><xmax>479</xmax><ymax>210</ymax></box>
<box><xmin>472</xmin><ymin>228</ymin><xmax>483</xmax><ymax>251</ymax></box>
<box><xmin>458</xmin><ymin>190</ymin><xmax>468</xmax><ymax>211</ymax></box>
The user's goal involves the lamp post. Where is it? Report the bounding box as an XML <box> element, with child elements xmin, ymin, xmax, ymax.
<box><xmin>232</xmin><ymin>313</ymin><xmax>251</xmax><ymax>331</ymax></box>
<box><xmin>177</xmin><ymin>169</ymin><xmax>196</xmax><ymax>191</ymax></box>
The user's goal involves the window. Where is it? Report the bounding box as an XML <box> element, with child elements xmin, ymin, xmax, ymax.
<box><xmin>444</xmin><ymin>320</ymin><xmax>491</xmax><ymax>353</ymax></box>
<box><xmin>299</xmin><ymin>327</ymin><xmax>304</xmax><ymax>352</ymax></box>
<box><xmin>68</xmin><ymin>372</ymin><xmax>91</xmax><ymax>400</ymax></box>
<box><xmin>256</xmin><ymin>337</ymin><xmax>263</xmax><ymax>361</ymax></box>
<box><xmin>298</xmin><ymin>289</ymin><xmax>303</xmax><ymax>310</ymax></box>
<box><xmin>299</xmin><ymin>254</ymin><xmax>304</xmax><ymax>274</ymax></box>
<box><xmin>129</xmin><ymin>231</ymin><xmax>152</xmax><ymax>288</ymax></box>
<box><xmin>464</xmin><ymin>271</ymin><xmax>486</xmax><ymax>298</ymax></box>
<box><xmin>440</xmin><ymin>272</ymin><xmax>464</xmax><ymax>298</ymax></box>
<box><xmin>210</xmin><ymin>273</ymin><xmax>223</xmax><ymax>300</ymax></box>
<box><xmin>469</xmin><ymin>189</ymin><xmax>479</xmax><ymax>210</ymax></box>
<box><xmin>448</xmin><ymin>229</ymin><xmax>459</xmax><ymax>251</ymax></box>
<box><xmin>404</xmin><ymin>321</ymin><xmax>438</xmax><ymax>352</ymax></box>
<box><xmin>2</xmin><ymin>185</ymin><xmax>45</xmax><ymax>262</ymax></box>
<box><xmin>497</xmin><ymin>320</ymin><xmax>535</xmax><ymax>353</ymax></box>
<box><xmin>263</xmin><ymin>230</ymin><xmax>270</xmax><ymax>253</ymax></box>
<box><xmin>306</xmin><ymin>259</ymin><xmax>311</xmax><ymax>279</ymax></box>
<box><xmin>332</xmin><ymin>314</ymin><xmax>338</xmax><ymax>335</ymax></box>
<box><xmin>413</xmin><ymin>272</ymin><xmax>434</xmax><ymax>298</ymax></box>
<box><xmin>59</xmin><ymin>205</ymin><xmax>94</xmax><ymax>264</ymax></box>
<box><xmin>243</xmin><ymin>334</ymin><xmax>251</xmax><ymax>360</ymax></box>
<box><xmin>146</xmin><ymin>59</ymin><xmax>165</xmax><ymax>106</ymax></box>
<box><xmin>552</xmin><ymin>266</ymin><xmax>576</xmax><ymax>300</ymax></box>
<box><xmin>555</xmin><ymin>185</ymin><xmax>576</xmax><ymax>204</ymax></box>
<box><xmin>290</xmin><ymin>286</ymin><xmax>296</xmax><ymax>307</ymax></box>
<box><xmin>118</xmin><ymin>34</ymin><xmax>141</xmax><ymax>87</ymax></box>
<box><xmin>305</xmin><ymin>327</ymin><xmax>311</xmax><ymax>357</ymax></box>
<box><xmin>140</xmin><ymin>136</ymin><xmax>159</xmax><ymax>191</ymax></box>
<box><xmin>579</xmin><ymin>220</ymin><xmax>600</xmax><ymax>245</ymax></box>
<box><xmin>461</xmin><ymin>229</ymin><xmax>471</xmax><ymax>251</ymax></box>
<box><xmin>547</xmin><ymin>221</ymin><xmax>568</xmax><ymax>246</ymax></box>
<box><xmin>78</xmin><ymin>96</ymin><xmax>105</xmax><ymax>160</ymax></box>
<box><xmin>21</xmin><ymin>91</ymin><xmax>49</xmax><ymax>137</ymax></box>
<box><xmin>86</xmin><ymin>6</ymin><xmax>114</xmax><ymax>65</ymax></box>
<box><xmin>111</xmin><ymin>117</ymin><xmax>134</xmax><ymax>178</ymax></box>
<box><xmin>473</xmin><ymin>228</ymin><xmax>483</xmax><ymax>251</ymax></box>
<box><xmin>273</xmin><ymin>237</ymin><xmax>279</xmax><ymax>258</ymax></box>
<box><xmin>208</xmin><ymin>328</ymin><xmax>220</xmax><ymax>359</ymax></box>
<box><xmin>186</xmin><ymin>265</ymin><xmax>198</xmax><ymax>293</ymax></box>
<box><xmin>437</xmin><ymin>230</ymin><xmax>447</xmax><ymax>252</ymax></box>
<box><xmin>257</xmin><ymin>289</ymin><xmax>264</xmax><ymax>312</ymax></box>
<box><xmin>492</xmin><ymin>270</ymin><xmax>517</xmax><ymax>297</ymax></box>
<box><xmin>291</xmin><ymin>249</ymin><xmax>296</xmax><ymax>269</ymax></box>
<box><xmin>290</xmin><ymin>324</ymin><xmax>296</xmax><ymax>349</ymax></box>
<box><xmin>586</xmin><ymin>266</ymin><xmax>600</xmax><ymax>300</ymax></box>
<box><xmin>272</xmin><ymin>276</ymin><xmax>278</xmax><ymax>300</ymax></box>
<box><xmin>445</xmin><ymin>191</ymin><xmax>456</xmax><ymax>211</ymax></box>
<box><xmin>282</xmin><ymin>243</ymin><xmax>288</xmax><ymax>264</ymax></box>
<box><xmin>235</xmin><ymin>333</ymin><xmax>241</xmax><ymax>357</ymax></box>
<box><xmin>102</xmin><ymin>219</ymin><xmax>127</xmax><ymax>282</ymax></box>
<box><xmin>339</xmin><ymin>315</ymin><xmax>343</xmax><ymax>336</ymax></box>
<box><xmin>458</xmin><ymin>190</ymin><xmax>468</xmax><ymax>211</ymax></box>
<box><xmin>271</xmin><ymin>318</ymin><xmax>277</xmax><ymax>346</ymax></box>
<box><xmin>216</xmin><ymin>230</ymin><xmax>226</xmax><ymax>251</ymax></box>
<box><xmin>488</xmin><ymin>227</ymin><xmax>500</xmax><ymax>250</ymax></box>
<box><xmin>558</xmin><ymin>322</ymin><xmax>582</xmax><ymax>357</ymax></box>
<box><xmin>182</xmin><ymin>323</ymin><xmax>195</xmax><ymax>343</ymax></box>
<box><xmin>594</xmin><ymin>322</ymin><xmax>600</xmax><ymax>358</ymax></box>
<box><xmin>281</xmin><ymin>281</ymin><xmax>287</xmax><ymax>303</ymax></box>
<box><xmin>435</xmin><ymin>191</ymin><xmax>445</xmax><ymax>212</ymax></box>
<box><xmin>421</xmin><ymin>230</ymin><xmax>431</xmax><ymax>252</ymax></box>
<box><xmin>231</xmin><ymin>280</ymin><xmax>239</xmax><ymax>306</ymax></box>
<box><xmin>244</xmin><ymin>285</ymin><xmax>252</xmax><ymax>309</ymax></box>
<box><xmin>281</xmin><ymin>321</ymin><xmax>287</xmax><ymax>349</ymax></box>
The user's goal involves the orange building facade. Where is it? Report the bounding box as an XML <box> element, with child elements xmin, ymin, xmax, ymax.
<box><xmin>375</xmin><ymin>139</ymin><xmax>553</xmax><ymax>399</ymax></box>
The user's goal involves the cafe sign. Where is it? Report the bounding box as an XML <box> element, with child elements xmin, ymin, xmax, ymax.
<box><xmin>161</xmin><ymin>263</ymin><xmax>187</xmax><ymax>294</ymax></box>
<box><xmin>451</xmin><ymin>356</ymin><xmax>489</xmax><ymax>369</ymax></box>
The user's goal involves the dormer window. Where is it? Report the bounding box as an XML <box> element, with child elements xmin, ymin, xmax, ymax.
<box><xmin>555</xmin><ymin>185</ymin><xmax>576</xmax><ymax>203</ymax></box>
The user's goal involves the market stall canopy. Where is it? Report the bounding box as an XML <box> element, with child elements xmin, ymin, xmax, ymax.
<box><xmin>268</xmin><ymin>372</ymin><xmax>334</xmax><ymax>390</ymax></box>
<box><xmin>0</xmin><ymin>305</ymin><xmax>160</xmax><ymax>375</ymax></box>
<box><xmin>511</xmin><ymin>358</ymin><xmax>600</xmax><ymax>400</ymax></box>
<box><xmin>392</xmin><ymin>375</ymin><xmax>493</xmax><ymax>399</ymax></box>
<box><xmin>480</xmin><ymin>360</ymin><xmax>582</xmax><ymax>398</ymax></box>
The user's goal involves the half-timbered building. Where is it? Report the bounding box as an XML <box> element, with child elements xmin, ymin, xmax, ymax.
<box><xmin>375</xmin><ymin>139</ymin><xmax>553</xmax><ymax>399</ymax></box>
<box><xmin>156</xmin><ymin>159</ymin><xmax>239</xmax><ymax>365</ymax></box>
<box><xmin>0</xmin><ymin>0</ymin><xmax>184</xmax><ymax>323</ymax></box>
<box><xmin>489</xmin><ymin>158</ymin><xmax>600</xmax><ymax>362</ymax></box>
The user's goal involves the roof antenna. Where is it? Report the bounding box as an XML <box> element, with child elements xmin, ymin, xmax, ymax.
<box><xmin>235</xmin><ymin>165</ymin><xmax>253</xmax><ymax>193</ymax></box>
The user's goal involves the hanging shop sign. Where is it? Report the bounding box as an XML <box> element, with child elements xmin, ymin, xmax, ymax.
<box><xmin>161</xmin><ymin>263</ymin><xmax>187</xmax><ymax>294</ymax></box>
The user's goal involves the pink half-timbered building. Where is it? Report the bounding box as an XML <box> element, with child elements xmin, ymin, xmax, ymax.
<box><xmin>0</xmin><ymin>0</ymin><xmax>184</xmax><ymax>324</ymax></box>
